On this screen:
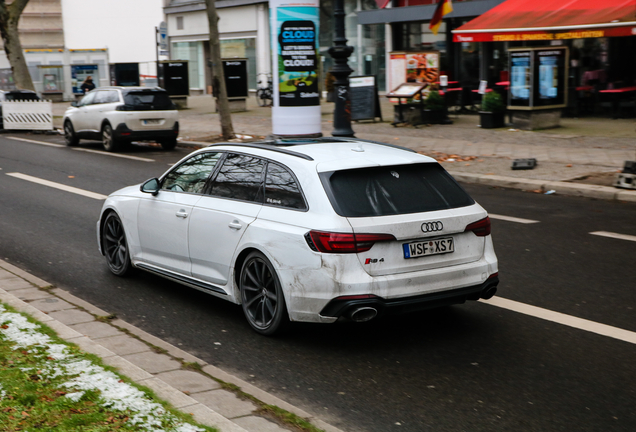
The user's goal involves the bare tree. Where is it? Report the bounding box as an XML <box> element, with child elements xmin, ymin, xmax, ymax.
<box><xmin>0</xmin><ymin>0</ymin><xmax>34</xmax><ymax>90</ymax></box>
<box><xmin>205</xmin><ymin>0</ymin><xmax>235</xmax><ymax>140</ymax></box>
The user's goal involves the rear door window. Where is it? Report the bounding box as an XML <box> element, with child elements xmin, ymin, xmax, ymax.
<box><xmin>123</xmin><ymin>91</ymin><xmax>174</xmax><ymax>110</ymax></box>
<box><xmin>208</xmin><ymin>153</ymin><xmax>265</xmax><ymax>203</ymax></box>
<box><xmin>264</xmin><ymin>162</ymin><xmax>306</xmax><ymax>210</ymax></box>
<box><xmin>321</xmin><ymin>163</ymin><xmax>475</xmax><ymax>217</ymax></box>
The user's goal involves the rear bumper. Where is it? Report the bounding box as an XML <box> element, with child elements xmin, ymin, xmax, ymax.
<box><xmin>319</xmin><ymin>275</ymin><xmax>499</xmax><ymax>319</ymax></box>
<box><xmin>114</xmin><ymin>121</ymin><xmax>179</xmax><ymax>141</ymax></box>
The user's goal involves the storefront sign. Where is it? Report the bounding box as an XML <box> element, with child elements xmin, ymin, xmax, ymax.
<box><xmin>388</xmin><ymin>51</ymin><xmax>440</xmax><ymax>103</ymax></box>
<box><xmin>270</xmin><ymin>0</ymin><xmax>321</xmax><ymax>136</ymax></box>
<box><xmin>454</xmin><ymin>26</ymin><xmax>636</xmax><ymax>43</ymax></box>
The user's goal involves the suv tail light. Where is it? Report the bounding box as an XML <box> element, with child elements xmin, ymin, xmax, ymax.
<box><xmin>305</xmin><ymin>231</ymin><xmax>396</xmax><ymax>253</ymax></box>
<box><xmin>465</xmin><ymin>217</ymin><xmax>491</xmax><ymax>237</ymax></box>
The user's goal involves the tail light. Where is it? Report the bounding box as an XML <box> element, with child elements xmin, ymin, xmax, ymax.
<box><xmin>465</xmin><ymin>217</ymin><xmax>491</xmax><ymax>237</ymax></box>
<box><xmin>305</xmin><ymin>231</ymin><xmax>395</xmax><ymax>253</ymax></box>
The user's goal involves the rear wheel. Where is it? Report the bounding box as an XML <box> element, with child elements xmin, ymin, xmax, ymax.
<box><xmin>102</xmin><ymin>124</ymin><xmax>120</xmax><ymax>152</ymax></box>
<box><xmin>64</xmin><ymin>121</ymin><xmax>79</xmax><ymax>146</ymax></box>
<box><xmin>160</xmin><ymin>137</ymin><xmax>177</xmax><ymax>151</ymax></box>
<box><xmin>102</xmin><ymin>212</ymin><xmax>133</xmax><ymax>276</ymax></box>
<box><xmin>240</xmin><ymin>251</ymin><xmax>288</xmax><ymax>335</ymax></box>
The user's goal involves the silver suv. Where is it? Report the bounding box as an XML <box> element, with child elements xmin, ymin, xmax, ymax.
<box><xmin>63</xmin><ymin>86</ymin><xmax>179</xmax><ymax>152</ymax></box>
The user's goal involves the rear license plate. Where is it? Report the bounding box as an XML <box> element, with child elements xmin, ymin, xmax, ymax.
<box><xmin>403</xmin><ymin>237</ymin><xmax>454</xmax><ymax>259</ymax></box>
<box><xmin>142</xmin><ymin>119</ymin><xmax>161</xmax><ymax>125</ymax></box>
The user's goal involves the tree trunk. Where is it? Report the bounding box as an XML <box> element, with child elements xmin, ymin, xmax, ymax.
<box><xmin>0</xmin><ymin>0</ymin><xmax>35</xmax><ymax>91</ymax></box>
<box><xmin>205</xmin><ymin>0</ymin><xmax>235</xmax><ymax>140</ymax></box>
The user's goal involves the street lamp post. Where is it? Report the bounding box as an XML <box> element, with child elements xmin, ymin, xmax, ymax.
<box><xmin>328</xmin><ymin>0</ymin><xmax>355</xmax><ymax>137</ymax></box>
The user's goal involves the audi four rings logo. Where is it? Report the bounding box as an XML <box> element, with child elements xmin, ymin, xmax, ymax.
<box><xmin>421</xmin><ymin>221</ymin><xmax>443</xmax><ymax>233</ymax></box>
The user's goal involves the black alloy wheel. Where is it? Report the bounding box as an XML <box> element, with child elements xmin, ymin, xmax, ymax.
<box><xmin>240</xmin><ymin>251</ymin><xmax>288</xmax><ymax>335</ymax></box>
<box><xmin>102</xmin><ymin>123</ymin><xmax>120</xmax><ymax>152</ymax></box>
<box><xmin>102</xmin><ymin>212</ymin><xmax>132</xmax><ymax>276</ymax></box>
<box><xmin>64</xmin><ymin>121</ymin><xmax>79</xmax><ymax>146</ymax></box>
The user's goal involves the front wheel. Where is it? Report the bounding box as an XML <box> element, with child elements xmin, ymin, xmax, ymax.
<box><xmin>240</xmin><ymin>251</ymin><xmax>288</xmax><ymax>335</ymax></box>
<box><xmin>102</xmin><ymin>212</ymin><xmax>133</xmax><ymax>276</ymax></box>
<box><xmin>64</xmin><ymin>121</ymin><xmax>79</xmax><ymax>146</ymax></box>
<box><xmin>102</xmin><ymin>124</ymin><xmax>120</xmax><ymax>152</ymax></box>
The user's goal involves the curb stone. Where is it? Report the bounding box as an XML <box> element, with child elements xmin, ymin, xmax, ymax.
<box><xmin>0</xmin><ymin>259</ymin><xmax>345</xmax><ymax>432</ymax></box>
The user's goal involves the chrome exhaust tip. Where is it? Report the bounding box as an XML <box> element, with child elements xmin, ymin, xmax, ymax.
<box><xmin>350</xmin><ymin>307</ymin><xmax>378</xmax><ymax>322</ymax></box>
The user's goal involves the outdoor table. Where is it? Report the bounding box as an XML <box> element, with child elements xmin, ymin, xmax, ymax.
<box><xmin>599</xmin><ymin>86</ymin><xmax>636</xmax><ymax>119</ymax></box>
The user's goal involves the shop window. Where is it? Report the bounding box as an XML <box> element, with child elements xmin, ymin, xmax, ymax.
<box><xmin>172</xmin><ymin>41</ymin><xmax>204</xmax><ymax>89</ymax></box>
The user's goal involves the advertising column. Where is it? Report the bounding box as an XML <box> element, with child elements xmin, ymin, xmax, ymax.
<box><xmin>270</xmin><ymin>0</ymin><xmax>321</xmax><ymax>136</ymax></box>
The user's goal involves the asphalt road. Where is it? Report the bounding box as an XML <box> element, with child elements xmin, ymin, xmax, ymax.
<box><xmin>1</xmin><ymin>133</ymin><xmax>635</xmax><ymax>432</ymax></box>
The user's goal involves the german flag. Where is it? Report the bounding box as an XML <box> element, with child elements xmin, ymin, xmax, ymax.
<box><xmin>429</xmin><ymin>0</ymin><xmax>453</xmax><ymax>35</ymax></box>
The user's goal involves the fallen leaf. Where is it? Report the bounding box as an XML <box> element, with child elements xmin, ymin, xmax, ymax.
<box><xmin>566</xmin><ymin>164</ymin><xmax>572</xmax><ymax>167</ymax></box>
<box><xmin>68</xmin><ymin>176</ymin><xmax>75</xmax><ymax>178</ymax></box>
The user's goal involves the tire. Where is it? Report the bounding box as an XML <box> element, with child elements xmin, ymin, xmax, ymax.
<box><xmin>102</xmin><ymin>123</ymin><xmax>120</xmax><ymax>152</ymax></box>
<box><xmin>64</xmin><ymin>121</ymin><xmax>79</xmax><ymax>146</ymax></box>
<box><xmin>240</xmin><ymin>251</ymin><xmax>289</xmax><ymax>336</ymax></box>
<box><xmin>160</xmin><ymin>137</ymin><xmax>177</xmax><ymax>151</ymax></box>
<box><xmin>102</xmin><ymin>212</ymin><xmax>133</xmax><ymax>276</ymax></box>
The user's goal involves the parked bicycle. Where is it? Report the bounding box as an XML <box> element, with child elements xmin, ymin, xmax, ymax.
<box><xmin>256</xmin><ymin>73</ymin><xmax>273</xmax><ymax>107</ymax></box>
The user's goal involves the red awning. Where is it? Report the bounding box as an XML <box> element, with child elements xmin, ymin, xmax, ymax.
<box><xmin>453</xmin><ymin>0</ymin><xmax>636</xmax><ymax>42</ymax></box>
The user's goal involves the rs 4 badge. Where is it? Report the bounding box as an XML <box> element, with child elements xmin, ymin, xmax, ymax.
<box><xmin>364</xmin><ymin>258</ymin><xmax>384</xmax><ymax>264</ymax></box>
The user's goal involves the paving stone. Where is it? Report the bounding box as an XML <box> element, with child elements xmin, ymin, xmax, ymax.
<box><xmin>69</xmin><ymin>321</ymin><xmax>121</xmax><ymax>339</ymax></box>
<box><xmin>0</xmin><ymin>269</ymin><xmax>16</xmax><ymax>280</ymax></box>
<box><xmin>0</xmin><ymin>277</ymin><xmax>33</xmax><ymax>291</ymax></box>
<box><xmin>44</xmin><ymin>320</ymin><xmax>84</xmax><ymax>340</ymax></box>
<box><xmin>97</xmin><ymin>334</ymin><xmax>151</xmax><ymax>356</ymax></box>
<box><xmin>48</xmin><ymin>309</ymin><xmax>95</xmax><ymax>325</ymax></box>
<box><xmin>11</xmin><ymin>287</ymin><xmax>53</xmax><ymax>301</ymax></box>
<box><xmin>187</xmin><ymin>404</ymin><xmax>250</xmax><ymax>432</ymax></box>
<box><xmin>28</xmin><ymin>297</ymin><xmax>75</xmax><ymax>313</ymax></box>
<box><xmin>102</xmin><ymin>356</ymin><xmax>153</xmax><ymax>381</ymax></box>
<box><xmin>191</xmin><ymin>389</ymin><xmax>256</xmax><ymax>419</ymax></box>
<box><xmin>122</xmin><ymin>351</ymin><xmax>181</xmax><ymax>374</ymax></box>
<box><xmin>233</xmin><ymin>415</ymin><xmax>292</xmax><ymax>432</ymax></box>
<box><xmin>154</xmin><ymin>370</ymin><xmax>221</xmax><ymax>394</ymax></box>
<box><xmin>138</xmin><ymin>377</ymin><xmax>198</xmax><ymax>409</ymax></box>
<box><xmin>68</xmin><ymin>336</ymin><xmax>117</xmax><ymax>358</ymax></box>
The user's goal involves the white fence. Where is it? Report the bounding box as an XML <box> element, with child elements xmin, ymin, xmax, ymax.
<box><xmin>2</xmin><ymin>100</ymin><xmax>53</xmax><ymax>131</ymax></box>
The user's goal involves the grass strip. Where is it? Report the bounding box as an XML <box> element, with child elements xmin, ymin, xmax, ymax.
<box><xmin>0</xmin><ymin>303</ymin><xmax>217</xmax><ymax>432</ymax></box>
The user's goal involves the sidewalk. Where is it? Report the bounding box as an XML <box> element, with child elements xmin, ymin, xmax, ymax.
<box><xmin>0</xmin><ymin>258</ymin><xmax>342</xmax><ymax>432</ymax></box>
<box><xmin>52</xmin><ymin>95</ymin><xmax>636</xmax><ymax>202</ymax></box>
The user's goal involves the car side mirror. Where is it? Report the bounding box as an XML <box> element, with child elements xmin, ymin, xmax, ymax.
<box><xmin>140</xmin><ymin>178</ymin><xmax>160</xmax><ymax>196</ymax></box>
<box><xmin>71</xmin><ymin>101</ymin><xmax>78</xmax><ymax>107</ymax></box>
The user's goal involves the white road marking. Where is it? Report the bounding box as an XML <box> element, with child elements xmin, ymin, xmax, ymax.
<box><xmin>5</xmin><ymin>136</ymin><xmax>64</xmax><ymax>147</ymax></box>
<box><xmin>489</xmin><ymin>214</ymin><xmax>539</xmax><ymax>224</ymax></box>
<box><xmin>6</xmin><ymin>172</ymin><xmax>107</xmax><ymax>200</ymax></box>
<box><xmin>72</xmin><ymin>148</ymin><xmax>155</xmax><ymax>162</ymax></box>
<box><xmin>590</xmin><ymin>231</ymin><xmax>636</xmax><ymax>243</ymax></box>
<box><xmin>482</xmin><ymin>297</ymin><xmax>636</xmax><ymax>345</ymax></box>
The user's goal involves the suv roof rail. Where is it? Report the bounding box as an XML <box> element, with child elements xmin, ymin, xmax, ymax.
<box><xmin>261</xmin><ymin>136</ymin><xmax>418</xmax><ymax>153</ymax></box>
<box><xmin>205</xmin><ymin>142</ymin><xmax>314</xmax><ymax>161</ymax></box>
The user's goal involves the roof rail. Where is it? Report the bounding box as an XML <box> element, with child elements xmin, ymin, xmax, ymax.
<box><xmin>260</xmin><ymin>136</ymin><xmax>417</xmax><ymax>154</ymax></box>
<box><xmin>204</xmin><ymin>142</ymin><xmax>314</xmax><ymax>161</ymax></box>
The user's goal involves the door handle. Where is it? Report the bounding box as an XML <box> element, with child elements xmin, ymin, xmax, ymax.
<box><xmin>228</xmin><ymin>221</ymin><xmax>242</xmax><ymax>230</ymax></box>
<box><xmin>176</xmin><ymin>210</ymin><xmax>188</xmax><ymax>218</ymax></box>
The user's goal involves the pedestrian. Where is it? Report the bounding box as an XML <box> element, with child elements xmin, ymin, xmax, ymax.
<box><xmin>80</xmin><ymin>76</ymin><xmax>95</xmax><ymax>93</ymax></box>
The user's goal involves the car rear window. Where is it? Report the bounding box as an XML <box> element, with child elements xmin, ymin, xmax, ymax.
<box><xmin>321</xmin><ymin>163</ymin><xmax>475</xmax><ymax>217</ymax></box>
<box><xmin>123</xmin><ymin>91</ymin><xmax>174</xmax><ymax>110</ymax></box>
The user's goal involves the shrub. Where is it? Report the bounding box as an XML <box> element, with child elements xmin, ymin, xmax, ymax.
<box><xmin>425</xmin><ymin>90</ymin><xmax>445</xmax><ymax>111</ymax></box>
<box><xmin>481</xmin><ymin>91</ymin><xmax>505</xmax><ymax>113</ymax></box>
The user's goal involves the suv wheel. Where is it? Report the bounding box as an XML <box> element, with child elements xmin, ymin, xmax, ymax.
<box><xmin>160</xmin><ymin>137</ymin><xmax>177</xmax><ymax>151</ymax></box>
<box><xmin>102</xmin><ymin>124</ymin><xmax>120</xmax><ymax>152</ymax></box>
<box><xmin>64</xmin><ymin>121</ymin><xmax>79</xmax><ymax>146</ymax></box>
<box><xmin>240</xmin><ymin>251</ymin><xmax>289</xmax><ymax>336</ymax></box>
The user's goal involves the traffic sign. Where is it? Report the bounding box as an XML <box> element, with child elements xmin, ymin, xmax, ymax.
<box><xmin>158</xmin><ymin>21</ymin><xmax>168</xmax><ymax>51</ymax></box>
